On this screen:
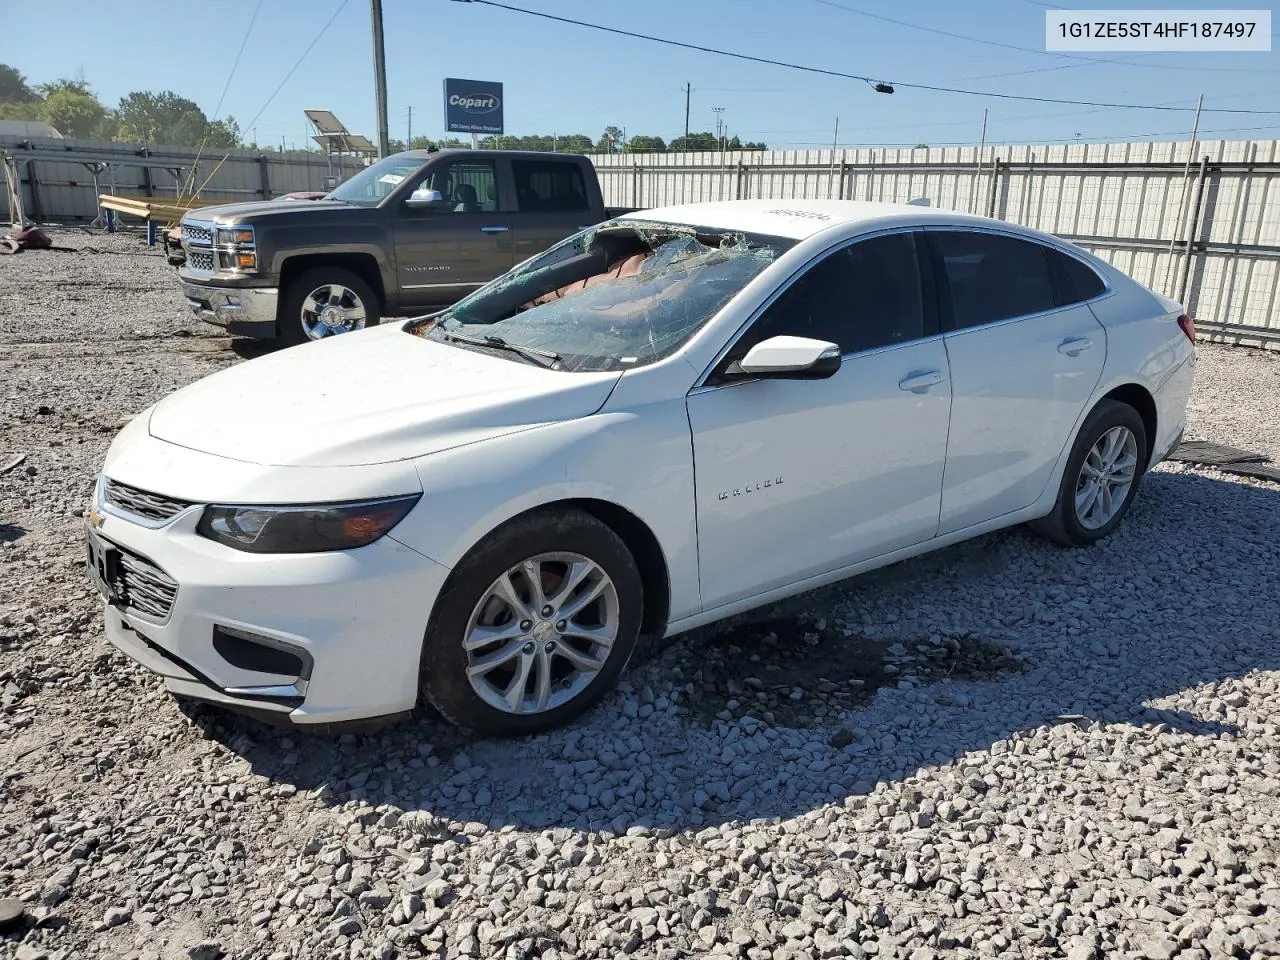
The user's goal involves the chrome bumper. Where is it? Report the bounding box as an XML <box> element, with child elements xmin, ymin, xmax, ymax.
<box><xmin>180</xmin><ymin>280</ymin><xmax>278</xmax><ymax>337</ymax></box>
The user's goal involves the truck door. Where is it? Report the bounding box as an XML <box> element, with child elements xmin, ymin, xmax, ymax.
<box><xmin>508</xmin><ymin>158</ymin><xmax>599</xmax><ymax>268</ymax></box>
<box><xmin>392</xmin><ymin>157</ymin><xmax>513</xmax><ymax>308</ymax></box>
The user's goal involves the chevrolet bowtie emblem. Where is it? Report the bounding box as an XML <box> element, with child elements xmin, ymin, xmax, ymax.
<box><xmin>86</xmin><ymin>504</ymin><xmax>105</xmax><ymax>529</ymax></box>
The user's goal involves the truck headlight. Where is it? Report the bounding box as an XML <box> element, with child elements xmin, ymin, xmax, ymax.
<box><xmin>214</xmin><ymin>225</ymin><xmax>256</xmax><ymax>271</ymax></box>
<box><xmin>197</xmin><ymin>495</ymin><xmax>420</xmax><ymax>553</ymax></box>
<box><xmin>215</xmin><ymin>226</ymin><xmax>255</xmax><ymax>246</ymax></box>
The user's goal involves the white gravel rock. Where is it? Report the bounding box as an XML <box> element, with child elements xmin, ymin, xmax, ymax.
<box><xmin>2</xmin><ymin>230</ymin><xmax>1280</xmax><ymax>958</ymax></box>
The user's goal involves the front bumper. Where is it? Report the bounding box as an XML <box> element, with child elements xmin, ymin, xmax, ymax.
<box><xmin>90</xmin><ymin>481</ymin><xmax>448</xmax><ymax>726</ymax></box>
<box><xmin>179</xmin><ymin>279</ymin><xmax>278</xmax><ymax>339</ymax></box>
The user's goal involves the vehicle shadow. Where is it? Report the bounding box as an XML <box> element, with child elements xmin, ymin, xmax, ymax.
<box><xmin>228</xmin><ymin>338</ymin><xmax>286</xmax><ymax>361</ymax></box>
<box><xmin>0</xmin><ymin>522</ymin><xmax>27</xmax><ymax>543</ymax></box>
<box><xmin>185</xmin><ymin>468</ymin><xmax>1280</xmax><ymax>832</ymax></box>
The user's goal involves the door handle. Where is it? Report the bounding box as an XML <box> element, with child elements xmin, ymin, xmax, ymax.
<box><xmin>480</xmin><ymin>225</ymin><xmax>510</xmax><ymax>234</ymax></box>
<box><xmin>1057</xmin><ymin>337</ymin><xmax>1093</xmax><ymax>356</ymax></box>
<box><xmin>898</xmin><ymin>370</ymin><xmax>946</xmax><ymax>393</ymax></box>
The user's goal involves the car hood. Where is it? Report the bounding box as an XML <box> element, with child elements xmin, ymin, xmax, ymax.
<box><xmin>147</xmin><ymin>324</ymin><xmax>622</xmax><ymax>467</ymax></box>
<box><xmin>188</xmin><ymin>199</ymin><xmax>355</xmax><ymax>223</ymax></box>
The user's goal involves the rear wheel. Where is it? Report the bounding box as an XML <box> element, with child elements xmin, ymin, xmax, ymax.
<box><xmin>419</xmin><ymin>509</ymin><xmax>644</xmax><ymax>736</ymax></box>
<box><xmin>278</xmin><ymin>267</ymin><xmax>380</xmax><ymax>345</ymax></box>
<box><xmin>1030</xmin><ymin>399</ymin><xmax>1147</xmax><ymax>547</ymax></box>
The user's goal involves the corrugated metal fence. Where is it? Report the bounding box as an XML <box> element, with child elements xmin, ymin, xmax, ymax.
<box><xmin>0</xmin><ymin>135</ymin><xmax>363</xmax><ymax>223</ymax></box>
<box><xmin>5</xmin><ymin>135</ymin><xmax>1277</xmax><ymax>343</ymax></box>
<box><xmin>593</xmin><ymin>139</ymin><xmax>1280</xmax><ymax>344</ymax></box>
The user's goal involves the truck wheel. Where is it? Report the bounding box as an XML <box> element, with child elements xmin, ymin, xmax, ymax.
<box><xmin>279</xmin><ymin>267</ymin><xmax>380</xmax><ymax>345</ymax></box>
<box><xmin>419</xmin><ymin>508</ymin><xmax>644</xmax><ymax>737</ymax></box>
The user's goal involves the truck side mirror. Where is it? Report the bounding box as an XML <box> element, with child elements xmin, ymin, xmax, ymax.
<box><xmin>405</xmin><ymin>189</ymin><xmax>447</xmax><ymax>211</ymax></box>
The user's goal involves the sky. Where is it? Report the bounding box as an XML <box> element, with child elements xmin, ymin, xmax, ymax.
<box><xmin>4</xmin><ymin>0</ymin><xmax>1279</xmax><ymax>150</ymax></box>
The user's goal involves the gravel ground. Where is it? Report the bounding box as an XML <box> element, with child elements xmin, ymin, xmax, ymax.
<box><xmin>2</xmin><ymin>229</ymin><xmax>1280</xmax><ymax>960</ymax></box>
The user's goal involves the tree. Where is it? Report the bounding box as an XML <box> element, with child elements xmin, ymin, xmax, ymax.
<box><xmin>595</xmin><ymin>125</ymin><xmax>624</xmax><ymax>152</ymax></box>
<box><xmin>37</xmin><ymin>78</ymin><xmax>93</xmax><ymax>98</ymax></box>
<box><xmin>0</xmin><ymin>63</ymin><xmax>38</xmax><ymax>103</ymax></box>
<box><xmin>625</xmin><ymin>135</ymin><xmax>666</xmax><ymax>153</ymax></box>
<box><xmin>41</xmin><ymin>87</ymin><xmax>109</xmax><ymax>138</ymax></box>
<box><xmin>668</xmin><ymin>132</ymin><xmax>718</xmax><ymax>152</ymax></box>
<box><xmin>114</xmin><ymin>91</ymin><xmax>235</xmax><ymax>147</ymax></box>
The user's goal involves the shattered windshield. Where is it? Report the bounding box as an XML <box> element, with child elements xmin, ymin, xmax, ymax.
<box><xmin>411</xmin><ymin>221</ymin><xmax>793</xmax><ymax>372</ymax></box>
<box><xmin>326</xmin><ymin>155</ymin><xmax>425</xmax><ymax>206</ymax></box>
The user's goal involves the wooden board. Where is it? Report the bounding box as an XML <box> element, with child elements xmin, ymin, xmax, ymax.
<box><xmin>98</xmin><ymin>193</ymin><xmax>225</xmax><ymax>224</ymax></box>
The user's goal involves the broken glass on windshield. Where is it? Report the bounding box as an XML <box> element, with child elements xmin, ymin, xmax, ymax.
<box><xmin>411</xmin><ymin>222</ymin><xmax>795</xmax><ymax>372</ymax></box>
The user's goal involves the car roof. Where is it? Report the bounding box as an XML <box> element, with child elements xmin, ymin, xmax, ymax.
<box><xmin>618</xmin><ymin>199</ymin><xmax>1005</xmax><ymax>241</ymax></box>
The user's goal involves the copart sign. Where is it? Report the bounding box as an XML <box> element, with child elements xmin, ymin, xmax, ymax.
<box><xmin>443</xmin><ymin>78</ymin><xmax>504</xmax><ymax>134</ymax></box>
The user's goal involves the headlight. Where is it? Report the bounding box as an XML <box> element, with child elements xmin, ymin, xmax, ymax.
<box><xmin>196</xmin><ymin>495</ymin><xmax>421</xmax><ymax>553</ymax></box>
<box><xmin>214</xmin><ymin>225</ymin><xmax>256</xmax><ymax>271</ymax></box>
<box><xmin>214</xmin><ymin>226</ymin><xmax>255</xmax><ymax>246</ymax></box>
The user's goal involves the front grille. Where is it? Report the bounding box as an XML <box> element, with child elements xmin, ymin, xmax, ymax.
<box><xmin>183</xmin><ymin>224</ymin><xmax>213</xmax><ymax>246</ymax></box>
<box><xmin>104</xmin><ymin>479</ymin><xmax>194</xmax><ymax>523</ymax></box>
<box><xmin>187</xmin><ymin>250</ymin><xmax>215</xmax><ymax>272</ymax></box>
<box><xmin>117</xmin><ymin>549</ymin><xmax>178</xmax><ymax>621</ymax></box>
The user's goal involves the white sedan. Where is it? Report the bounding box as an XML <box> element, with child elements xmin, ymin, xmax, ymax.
<box><xmin>87</xmin><ymin>200</ymin><xmax>1195</xmax><ymax>735</ymax></box>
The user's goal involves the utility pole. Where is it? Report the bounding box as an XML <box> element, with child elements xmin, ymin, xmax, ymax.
<box><xmin>407</xmin><ymin>105</ymin><xmax>413</xmax><ymax>148</ymax></box>
<box><xmin>370</xmin><ymin>0</ymin><xmax>390</xmax><ymax>158</ymax></box>
<box><xmin>712</xmin><ymin>106</ymin><xmax>725</xmax><ymax>151</ymax></box>
<box><xmin>684</xmin><ymin>82</ymin><xmax>691</xmax><ymax>141</ymax></box>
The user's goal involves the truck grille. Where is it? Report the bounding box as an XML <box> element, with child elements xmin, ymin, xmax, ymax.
<box><xmin>118</xmin><ymin>548</ymin><xmax>179</xmax><ymax>622</ymax></box>
<box><xmin>183</xmin><ymin>223</ymin><xmax>213</xmax><ymax>246</ymax></box>
<box><xmin>187</xmin><ymin>251</ymin><xmax>215</xmax><ymax>272</ymax></box>
<box><xmin>104</xmin><ymin>479</ymin><xmax>195</xmax><ymax>523</ymax></box>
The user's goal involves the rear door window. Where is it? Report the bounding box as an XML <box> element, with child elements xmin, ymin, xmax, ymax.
<box><xmin>1046</xmin><ymin>247</ymin><xmax>1107</xmax><ymax>305</ymax></box>
<box><xmin>512</xmin><ymin>160</ymin><xmax>590</xmax><ymax>213</ymax></box>
<box><xmin>932</xmin><ymin>231</ymin><xmax>1056</xmax><ymax>329</ymax></box>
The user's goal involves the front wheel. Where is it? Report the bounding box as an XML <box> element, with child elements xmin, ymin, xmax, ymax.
<box><xmin>419</xmin><ymin>509</ymin><xmax>644</xmax><ymax>736</ymax></box>
<box><xmin>1030</xmin><ymin>399</ymin><xmax>1147</xmax><ymax>547</ymax></box>
<box><xmin>278</xmin><ymin>267</ymin><xmax>380</xmax><ymax>345</ymax></box>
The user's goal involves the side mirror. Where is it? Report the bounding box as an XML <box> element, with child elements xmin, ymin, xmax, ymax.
<box><xmin>730</xmin><ymin>335</ymin><xmax>842</xmax><ymax>380</ymax></box>
<box><xmin>405</xmin><ymin>188</ymin><xmax>447</xmax><ymax>211</ymax></box>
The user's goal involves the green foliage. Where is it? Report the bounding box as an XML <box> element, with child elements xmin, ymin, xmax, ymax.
<box><xmin>41</xmin><ymin>88</ymin><xmax>110</xmax><ymax>138</ymax></box>
<box><xmin>595</xmin><ymin>125</ymin><xmax>624</xmax><ymax>152</ymax></box>
<box><xmin>668</xmin><ymin>132</ymin><xmax>767</xmax><ymax>152</ymax></box>
<box><xmin>0</xmin><ymin>100</ymin><xmax>44</xmax><ymax>122</ymax></box>
<box><xmin>0</xmin><ymin>64</ymin><xmax>38</xmax><ymax>103</ymax></box>
<box><xmin>625</xmin><ymin>135</ymin><xmax>666</xmax><ymax>153</ymax></box>
<box><xmin>114</xmin><ymin>90</ymin><xmax>236</xmax><ymax>147</ymax></box>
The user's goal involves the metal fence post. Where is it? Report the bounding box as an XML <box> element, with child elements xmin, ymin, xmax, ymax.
<box><xmin>631</xmin><ymin>162</ymin><xmax>640</xmax><ymax>209</ymax></box>
<box><xmin>1177</xmin><ymin>156</ymin><xmax>1211</xmax><ymax>306</ymax></box>
<box><xmin>736</xmin><ymin>162</ymin><xmax>748</xmax><ymax>200</ymax></box>
<box><xmin>259</xmin><ymin>155</ymin><xmax>271</xmax><ymax>200</ymax></box>
<box><xmin>837</xmin><ymin>161</ymin><xmax>848</xmax><ymax>201</ymax></box>
<box><xmin>986</xmin><ymin>159</ymin><xmax>1004</xmax><ymax>219</ymax></box>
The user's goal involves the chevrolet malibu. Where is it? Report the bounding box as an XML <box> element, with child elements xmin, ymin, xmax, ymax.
<box><xmin>87</xmin><ymin>199</ymin><xmax>1195</xmax><ymax>735</ymax></box>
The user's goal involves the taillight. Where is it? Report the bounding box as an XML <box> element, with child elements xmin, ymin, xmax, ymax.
<box><xmin>1177</xmin><ymin>313</ymin><xmax>1196</xmax><ymax>344</ymax></box>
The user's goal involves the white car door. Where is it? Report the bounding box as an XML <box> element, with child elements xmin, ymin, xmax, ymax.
<box><xmin>929</xmin><ymin>229</ymin><xmax>1107</xmax><ymax>536</ymax></box>
<box><xmin>686</xmin><ymin>231</ymin><xmax>952</xmax><ymax>610</ymax></box>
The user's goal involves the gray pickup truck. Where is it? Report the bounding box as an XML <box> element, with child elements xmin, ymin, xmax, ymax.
<box><xmin>177</xmin><ymin>149</ymin><xmax>634</xmax><ymax>344</ymax></box>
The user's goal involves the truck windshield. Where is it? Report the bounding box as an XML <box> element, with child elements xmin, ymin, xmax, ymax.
<box><xmin>411</xmin><ymin>221</ymin><xmax>794</xmax><ymax>373</ymax></box>
<box><xmin>326</xmin><ymin>155</ymin><xmax>425</xmax><ymax>206</ymax></box>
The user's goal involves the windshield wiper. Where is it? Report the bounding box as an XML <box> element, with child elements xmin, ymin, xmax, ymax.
<box><xmin>438</xmin><ymin>330</ymin><xmax>561</xmax><ymax>369</ymax></box>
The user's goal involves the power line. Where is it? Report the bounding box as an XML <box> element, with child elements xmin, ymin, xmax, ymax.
<box><xmin>241</xmin><ymin>0</ymin><xmax>351</xmax><ymax>137</ymax></box>
<box><xmin>449</xmin><ymin>0</ymin><xmax>1280</xmax><ymax>114</ymax></box>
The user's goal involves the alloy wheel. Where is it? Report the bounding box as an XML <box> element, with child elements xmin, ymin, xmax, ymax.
<box><xmin>463</xmin><ymin>552</ymin><xmax>620</xmax><ymax>716</ymax></box>
<box><xmin>1074</xmin><ymin>425</ymin><xmax>1139</xmax><ymax>530</ymax></box>
<box><xmin>300</xmin><ymin>283</ymin><xmax>367</xmax><ymax>340</ymax></box>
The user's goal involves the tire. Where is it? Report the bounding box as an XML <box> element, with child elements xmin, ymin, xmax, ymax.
<box><xmin>1030</xmin><ymin>399</ymin><xmax>1148</xmax><ymax>547</ymax></box>
<box><xmin>278</xmin><ymin>266</ymin><xmax>380</xmax><ymax>346</ymax></box>
<box><xmin>420</xmin><ymin>508</ymin><xmax>644</xmax><ymax>736</ymax></box>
